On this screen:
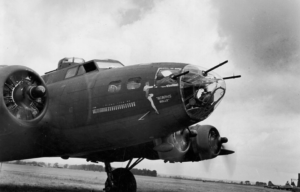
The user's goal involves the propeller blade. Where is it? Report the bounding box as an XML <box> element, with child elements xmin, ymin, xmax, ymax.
<box><xmin>219</xmin><ymin>149</ymin><xmax>234</xmax><ymax>155</ymax></box>
<box><xmin>221</xmin><ymin>144</ymin><xmax>236</xmax><ymax>176</ymax></box>
<box><xmin>202</xmin><ymin>159</ymin><xmax>212</xmax><ymax>173</ymax></box>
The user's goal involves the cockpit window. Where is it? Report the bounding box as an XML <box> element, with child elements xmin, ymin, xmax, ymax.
<box><xmin>65</xmin><ymin>67</ymin><xmax>78</xmax><ymax>79</ymax></box>
<box><xmin>62</xmin><ymin>58</ymin><xmax>84</xmax><ymax>64</ymax></box>
<box><xmin>83</xmin><ymin>62</ymin><xmax>97</xmax><ymax>73</ymax></box>
<box><xmin>77</xmin><ymin>65</ymin><xmax>86</xmax><ymax>76</ymax></box>
<box><xmin>108</xmin><ymin>80</ymin><xmax>122</xmax><ymax>93</ymax></box>
<box><xmin>155</xmin><ymin>68</ymin><xmax>181</xmax><ymax>87</ymax></box>
<box><xmin>95</xmin><ymin>61</ymin><xmax>123</xmax><ymax>69</ymax></box>
<box><xmin>127</xmin><ymin>77</ymin><xmax>141</xmax><ymax>90</ymax></box>
<box><xmin>62</xmin><ymin>58</ymin><xmax>74</xmax><ymax>63</ymax></box>
<box><xmin>65</xmin><ymin>62</ymin><xmax>98</xmax><ymax>79</ymax></box>
<box><xmin>74</xmin><ymin>58</ymin><xmax>85</xmax><ymax>64</ymax></box>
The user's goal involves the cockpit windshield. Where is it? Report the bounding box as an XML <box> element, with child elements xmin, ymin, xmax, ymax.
<box><xmin>95</xmin><ymin>61</ymin><xmax>124</xmax><ymax>69</ymax></box>
<box><xmin>155</xmin><ymin>68</ymin><xmax>181</xmax><ymax>87</ymax></box>
<box><xmin>180</xmin><ymin>65</ymin><xmax>226</xmax><ymax>121</ymax></box>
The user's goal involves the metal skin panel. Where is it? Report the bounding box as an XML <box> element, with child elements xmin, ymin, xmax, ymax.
<box><xmin>0</xmin><ymin>62</ymin><xmax>196</xmax><ymax>162</ymax></box>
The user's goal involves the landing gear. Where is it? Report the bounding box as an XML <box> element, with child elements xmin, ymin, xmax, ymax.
<box><xmin>103</xmin><ymin>158</ymin><xmax>144</xmax><ymax>192</ymax></box>
<box><xmin>104</xmin><ymin>168</ymin><xmax>136</xmax><ymax>192</ymax></box>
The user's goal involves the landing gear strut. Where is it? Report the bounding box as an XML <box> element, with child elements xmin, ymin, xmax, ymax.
<box><xmin>103</xmin><ymin>158</ymin><xmax>144</xmax><ymax>192</ymax></box>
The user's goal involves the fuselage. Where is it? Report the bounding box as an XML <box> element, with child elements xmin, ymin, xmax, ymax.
<box><xmin>42</xmin><ymin>62</ymin><xmax>192</xmax><ymax>157</ymax></box>
<box><xmin>0</xmin><ymin>59</ymin><xmax>226</xmax><ymax>162</ymax></box>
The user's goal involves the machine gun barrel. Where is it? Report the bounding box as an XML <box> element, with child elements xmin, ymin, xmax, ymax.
<box><xmin>203</xmin><ymin>60</ymin><xmax>228</xmax><ymax>76</ymax></box>
<box><xmin>223</xmin><ymin>75</ymin><xmax>241</xmax><ymax>80</ymax></box>
<box><xmin>170</xmin><ymin>71</ymin><xmax>189</xmax><ymax>80</ymax></box>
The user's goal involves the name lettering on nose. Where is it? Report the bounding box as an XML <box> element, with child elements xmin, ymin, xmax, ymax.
<box><xmin>156</xmin><ymin>94</ymin><xmax>172</xmax><ymax>103</ymax></box>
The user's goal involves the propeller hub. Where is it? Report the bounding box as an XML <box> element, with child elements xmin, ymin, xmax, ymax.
<box><xmin>220</xmin><ymin>137</ymin><xmax>228</xmax><ymax>144</ymax></box>
<box><xmin>29</xmin><ymin>85</ymin><xmax>46</xmax><ymax>99</ymax></box>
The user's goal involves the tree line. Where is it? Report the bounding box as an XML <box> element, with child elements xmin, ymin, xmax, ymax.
<box><xmin>69</xmin><ymin>164</ymin><xmax>157</xmax><ymax>177</ymax></box>
<box><xmin>11</xmin><ymin>161</ymin><xmax>157</xmax><ymax>177</ymax></box>
<box><xmin>12</xmin><ymin>160</ymin><xmax>48</xmax><ymax>167</ymax></box>
<box><xmin>68</xmin><ymin>164</ymin><xmax>104</xmax><ymax>172</ymax></box>
<box><xmin>131</xmin><ymin>168</ymin><xmax>157</xmax><ymax>177</ymax></box>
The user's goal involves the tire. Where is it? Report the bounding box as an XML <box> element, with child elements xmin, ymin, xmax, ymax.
<box><xmin>105</xmin><ymin>168</ymin><xmax>137</xmax><ymax>192</ymax></box>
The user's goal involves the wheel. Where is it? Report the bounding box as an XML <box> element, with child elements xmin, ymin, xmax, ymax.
<box><xmin>104</xmin><ymin>168</ymin><xmax>137</xmax><ymax>192</ymax></box>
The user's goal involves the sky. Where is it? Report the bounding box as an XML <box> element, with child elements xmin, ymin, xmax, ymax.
<box><xmin>1</xmin><ymin>0</ymin><xmax>300</xmax><ymax>185</ymax></box>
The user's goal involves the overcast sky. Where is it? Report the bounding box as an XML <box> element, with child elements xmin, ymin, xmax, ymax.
<box><xmin>1</xmin><ymin>0</ymin><xmax>300</xmax><ymax>185</ymax></box>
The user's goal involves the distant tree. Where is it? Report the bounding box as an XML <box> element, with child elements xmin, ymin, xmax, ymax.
<box><xmin>68</xmin><ymin>164</ymin><xmax>104</xmax><ymax>172</ymax></box>
<box><xmin>131</xmin><ymin>168</ymin><xmax>157</xmax><ymax>177</ymax></box>
<box><xmin>53</xmin><ymin>162</ymin><xmax>59</xmax><ymax>168</ymax></box>
<box><xmin>37</xmin><ymin>162</ymin><xmax>46</xmax><ymax>167</ymax></box>
<box><xmin>256</xmin><ymin>181</ymin><xmax>267</xmax><ymax>186</ymax></box>
<box><xmin>64</xmin><ymin>164</ymin><xmax>68</xmax><ymax>169</ymax></box>
<box><xmin>31</xmin><ymin>161</ymin><xmax>38</xmax><ymax>166</ymax></box>
<box><xmin>48</xmin><ymin>163</ymin><xmax>51</xmax><ymax>167</ymax></box>
<box><xmin>240</xmin><ymin>181</ymin><xmax>243</xmax><ymax>185</ymax></box>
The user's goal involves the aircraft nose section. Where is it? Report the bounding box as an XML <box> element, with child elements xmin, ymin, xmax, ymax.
<box><xmin>180</xmin><ymin>65</ymin><xmax>226</xmax><ymax>121</ymax></box>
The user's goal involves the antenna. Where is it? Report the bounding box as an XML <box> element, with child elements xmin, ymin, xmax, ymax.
<box><xmin>203</xmin><ymin>60</ymin><xmax>228</xmax><ymax>76</ymax></box>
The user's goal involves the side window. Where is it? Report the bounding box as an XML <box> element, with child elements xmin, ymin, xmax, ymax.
<box><xmin>77</xmin><ymin>65</ymin><xmax>86</xmax><ymax>76</ymax></box>
<box><xmin>127</xmin><ymin>77</ymin><xmax>141</xmax><ymax>90</ymax></box>
<box><xmin>65</xmin><ymin>67</ymin><xmax>78</xmax><ymax>79</ymax></box>
<box><xmin>83</xmin><ymin>62</ymin><xmax>97</xmax><ymax>73</ymax></box>
<box><xmin>155</xmin><ymin>68</ymin><xmax>180</xmax><ymax>87</ymax></box>
<box><xmin>108</xmin><ymin>80</ymin><xmax>122</xmax><ymax>93</ymax></box>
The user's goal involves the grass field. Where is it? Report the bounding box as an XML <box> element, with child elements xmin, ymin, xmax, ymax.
<box><xmin>0</xmin><ymin>164</ymin><xmax>284</xmax><ymax>192</ymax></box>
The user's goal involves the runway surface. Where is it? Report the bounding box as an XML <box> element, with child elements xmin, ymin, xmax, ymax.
<box><xmin>0</xmin><ymin>164</ymin><xmax>284</xmax><ymax>192</ymax></box>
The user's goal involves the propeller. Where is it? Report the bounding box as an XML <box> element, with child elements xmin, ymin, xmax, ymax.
<box><xmin>3</xmin><ymin>70</ymin><xmax>47</xmax><ymax>121</ymax></box>
<box><xmin>218</xmin><ymin>137</ymin><xmax>234</xmax><ymax>155</ymax></box>
<box><xmin>194</xmin><ymin>126</ymin><xmax>236</xmax><ymax>175</ymax></box>
<box><xmin>215</xmin><ymin>136</ymin><xmax>236</xmax><ymax>176</ymax></box>
<box><xmin>220</xmin><ymin>144</ymin><xmax>236</xmax><ymax>176</ymax></box>
<box><xmin>200</xmin><ymin>144</ymin><xmax>236</xmax><ymax>176</ymax></box>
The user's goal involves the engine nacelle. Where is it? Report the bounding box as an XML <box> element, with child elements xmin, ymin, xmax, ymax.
<box><xmin>154</xmin><ymin>124</ymin><xmax>231</xmax><ymax>163</ymax></box>
<box><xmin>154</xmin><ymin>129</ymin><xmax>191</xmax><ymax>162</ymax></box>
<box><xmin>190</xmin><ymin>124</ymin><xmax>227</xmax><ymax>161</ymax></box>
<box><xmin>0</xmin><ymin>65</ymin><xmax>48</xmax><ymax>134</ymax></box>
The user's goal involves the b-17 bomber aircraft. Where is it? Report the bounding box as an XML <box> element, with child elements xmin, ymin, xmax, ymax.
<box><xmin>0</xmin><ymin>57</ymin><xmax>240</xmax><ymax>192</ymax></box>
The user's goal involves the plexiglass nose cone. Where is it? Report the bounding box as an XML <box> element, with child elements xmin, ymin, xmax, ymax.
<box><xmin>180</xmin><ymin>65</ymin><xmax>226</xmax><ymax>121</ymax></box>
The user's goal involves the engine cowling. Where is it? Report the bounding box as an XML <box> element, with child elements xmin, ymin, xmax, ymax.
<box><xmin>190</xmin><ymin>124</ymin><xmax>230</xmax><ymax>161</ymax></box>
<box><xmin>153</xmin><ymin>124</ymin><xmax>233</xmax><ymax>162</ymax></box>
<box><xmin>0</xmin><ymin>65</ymin><xmax>48</xmax><ymax>134</ymax></box>
<box><xmin>154</xmin><ymin>129</ymin><xmax>191</xmax><ymax>162</ymax></box>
